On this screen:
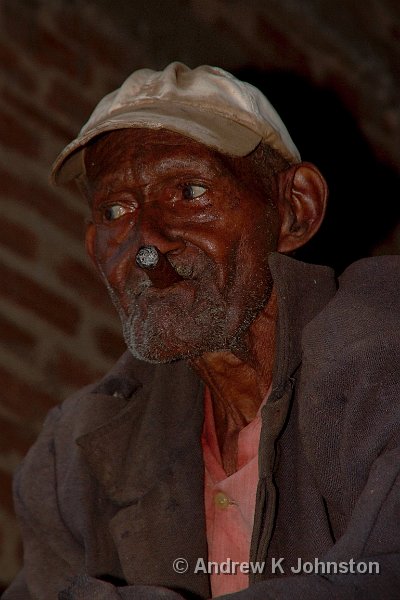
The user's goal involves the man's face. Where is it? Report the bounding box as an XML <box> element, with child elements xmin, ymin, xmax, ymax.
<box><xmin>84</xmin><ymin>128</ymin><xmax>282</xmax><ymax>363</ymax></box>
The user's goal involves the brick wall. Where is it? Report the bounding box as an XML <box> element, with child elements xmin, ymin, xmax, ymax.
<box><xmin>1</xmin><ymin>0</ymin><xmax>399</xmax><ymax>588</ymax></box>
<box><xmin>0</xmin><ymin>0</ymin><xmax>145</xmax><ymax>584</ymax></box>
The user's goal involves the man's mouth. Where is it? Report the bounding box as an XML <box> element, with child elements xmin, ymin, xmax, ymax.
<box><xmin>171</xmin><ymin>262</ymin><xmax>194</xmax><ymax>279</ymax></box>
<box><xmin>125</xmin><ymin>272</ymin><xmax>195</xmax><ymax>304</ymax></box>
<box><xmin>117</xmin><ymin>253</ymin><xmax>211</xmax><ymax>314</ymax></box>
<box><xmin>135</xmin><ymin>245</ymin><xmax>194</xmax><ymax>290</ymax></box>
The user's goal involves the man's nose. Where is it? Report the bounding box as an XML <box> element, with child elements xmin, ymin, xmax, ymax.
<box><xmin>102</xmin><ymin>203</ymin><xmax>186</xmax><ymax>299</ymax></box>
<box><xmin>133</xmin><ymin>203</ymin><xmax>185</xmax><ymax>256</ymax></box>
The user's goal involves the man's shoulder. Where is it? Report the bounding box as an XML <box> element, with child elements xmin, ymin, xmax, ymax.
<box><xmin>49</xmin><ymin>351</ymin><xmax>199</xmax><ymax>443</ymax></box>
<box><xmin>338</xmin><ymin>254</ymin><xmax>400</xmax><ymax>306</ymax></box>
<box><xmin>299</xmin><ymin>253</ymin><xmax>400</xmax><ymax>447</ymax></box>
<box><xmin>298</xmin><ymin>256</ymin><xmax>400</xmax><ymax>506</ymax></box>
<box><xmin>304</xmin><ymin>254</ymin><xmax>400</xmax><ymax>351</ymax></box>
<box><xmin>15</xmin><ymin>352</ymin><xmax>160</xmax><ymax>496</ymax></box>
<box><xmin>53</xmin><ymin>351</ymin><xmax>155</xmax><ymax>436</ymax></box>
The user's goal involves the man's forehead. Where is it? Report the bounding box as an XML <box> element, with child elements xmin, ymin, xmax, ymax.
<box><xmin>88</xmin><ymin>127</ymin><xmax>228</xmax><ymax>154</ymax></box>
<box><xmin>85</xmin><ymin>127</ymin><xmax>231</xmax><ymax>182</ymax></box>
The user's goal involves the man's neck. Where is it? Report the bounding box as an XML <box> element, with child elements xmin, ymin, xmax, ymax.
<box><xmin>190</xmin><ymin>289</ymin><xmax>277</xmax><ymax>475</ymax></box>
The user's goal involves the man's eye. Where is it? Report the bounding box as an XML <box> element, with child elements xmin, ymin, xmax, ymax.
<box><xmin>182</xmin><ymin>184</ymin><xmax>207</xmax><ymax>200</ymax></box>
<box><xmin>103</xmin><ymin>205</ymin><xmax>127</xmax><ymax>221</ymax></box>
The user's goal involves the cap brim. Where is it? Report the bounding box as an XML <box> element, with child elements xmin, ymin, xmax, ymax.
<box><xmin>52</xmin><ymin>104</ymin><xmax>268</xmax><ymax>184</ymax></box>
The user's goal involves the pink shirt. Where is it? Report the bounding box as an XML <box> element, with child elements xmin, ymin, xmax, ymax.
<box><xmin>202</xmin><ymin>386</ymin><xmax>268</xmax><ymax>597</ymax></box>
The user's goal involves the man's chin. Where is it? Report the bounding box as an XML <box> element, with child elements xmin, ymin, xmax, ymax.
<box><xmin>125</xmin><ymin>339</ymin><xmax>188</xmax><ymax>364</ymax></box>
<box><xmin>116</xmin><ymin>286</ymin><xmax>238</xmax><ymax>363</ymax></box>
<box><xmin>121</xmin><ymin>315</ymin><xmax>231</xmax><ymax>364</ymax></box>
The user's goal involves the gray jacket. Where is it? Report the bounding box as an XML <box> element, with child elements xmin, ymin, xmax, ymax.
<box><xmin>3</xmin><ymin>253</ymin><xmax>400</xmax><ymax>599</ymax></box>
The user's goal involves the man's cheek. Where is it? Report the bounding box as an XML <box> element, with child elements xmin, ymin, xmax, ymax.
<box><xmin>93</xmin><ymin>232</ymin><xmax>127</xmax><ymax>285</ymax></box>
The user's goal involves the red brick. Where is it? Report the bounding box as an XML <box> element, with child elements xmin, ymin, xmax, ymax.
<box><xmin>2</xmin><ymin>88</ymin><xmax>77</xmax><ymax>144</ymax></box>
<box><xmin>0</xmin><ymin>217</ymin><xmax>37</xmax><ymax>259</ymax></box>
<box><xmin>0</xmin><ymin>315</ymin><xmax>36</xmax><ymax>357</ymax></box>
<box><xmin>0</xmin><ymin>415</ymin><xmax>35</xmax><ymax>456</ymax></box>
<box><xmin>211</xmin><ymin>17</ymin><xmax>262</xmax><ymax>66</ymax></box>
<box><xmin>0</xmin><ymin>366</ymin><xmax>55</xmax><ymax>423</ymax></box>
<box><xmin>46</xmin><ymin>79</ymin><xmax>94</xmax><ymax>125</ymax></box>
<box><xmin>53</xmin><ymin>8</ymin><xmax>101</xmax><ymax>51</ymax></box>
<box><xmin>256</xmin><ymin>16</ymin><xmax>309</xmax><ymax>70</ymax></box>
<box><xmin>94</xmin><ymin>326</ymin><xmax>125</xmax><ymax>361</ymax></box>
<box><xmin>87</xmin><ymin>33</ymin><xmax>131</xmax><ymax>72</ymax></box>
<box><xmin>1</xmin><ymin>2</ymin><xmax>38</xmax><ymax>46</ymax></box>
<box><xmin>53</xmin><ymin>8</ymin><xmax>129</xmax><ymax>71</ymax></box>
<box><xmin>0</xmin><ymin>167</ymin><xmax>85</xmax><ymax>242</ymax></box>
<box><xmin>0</xmin><ymin>107</ymin><xmax>40</xmax><ymax>158</ymax></box>
<box><xmin>0</xmin><ymin>41</ymin><xmax>37</xmax><ymax>91</ymax></box>
<box><xmin>56</xmin><ymin>257</ymin><xmax>117</xmax><ymax>317</ymax></box>
<box><xmin>52</xmin><ymin>7</ymin><xmax>87</xmax><ymax>47</ymax></box>
<box><xmin>34</xmin><ymin>29</ymin><xmax>91</xmax><ymax>83</ymax></box>
<box><xmin>2</xmin><ymin>5</ymin><xmax>90</xmax><ymax>83</ymax></box>
<box><xmin>0</xmin><ymin>262</ymin><xmax>80</xmax><ymax>335</ymax></box>
<box><xmin>48</xmin><ymin>349</ymin><xmax>103</xmax><ymax>389</ymax></box>
<box><xmin>0</xmin><ymin>469</ymin><xmax>14</xmax><ymax>514</ymax></box>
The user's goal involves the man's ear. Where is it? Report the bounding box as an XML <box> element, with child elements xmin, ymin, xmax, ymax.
<box><xmin>277</xmin><ymin>162</ymin><xmax>328</xmax><ymax>253</ymax></box>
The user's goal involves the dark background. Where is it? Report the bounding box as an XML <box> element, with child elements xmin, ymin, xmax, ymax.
<box><xmin>235</xmin><ymin>69</ymin><xmax>400</xmax><ymax>273</ymax></box>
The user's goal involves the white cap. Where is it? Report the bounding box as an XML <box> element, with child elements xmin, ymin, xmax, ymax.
<box><xmin>52</xmin><ymin>62</ymin><xmax>301</xmax><ymax>184</ymax></box>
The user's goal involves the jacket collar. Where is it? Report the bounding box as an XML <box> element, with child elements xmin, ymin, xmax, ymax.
<box><xmin>76</xmin><ymin>354</ymin><xmax>209</xmax><ymax>596</ymax></box>
<box><xmin>250</xmin><ymin>254</ymin><xmax>336</xmax><ymax>566</ymax></box>
<box><xmin>268</xmin><ymin>253</ymin><xmax>336</xmax><ymax>394</ymax></box>
<box><xmin>76</xmin><ymin>357</ymin><xmax>204</xmax><ymax>505</ymax></box>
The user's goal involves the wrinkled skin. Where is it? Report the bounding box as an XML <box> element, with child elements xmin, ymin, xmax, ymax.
<box><xmin>85</xmin><ymin>129</ymin><xmax>281</xmax><ymax>361</ymax></box>
<box><xmin>84</xmin><ymin>128</ymin><xmax>327</xmax><ymax>473</ymax></box>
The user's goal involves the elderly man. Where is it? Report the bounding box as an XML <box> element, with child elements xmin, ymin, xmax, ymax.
<box><xmin>4</xmin><ymin>63</ymin><xmax>400</xmax><ymax>599</ymax></box>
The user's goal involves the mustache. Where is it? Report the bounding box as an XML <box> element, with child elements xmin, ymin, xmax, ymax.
<box><xmin>123</xmin><ymin>261</ymin><xmax>194</xmax><ymax>300</ymax></box>
<box><xmin>168</xmin><ymin>260</ymin><xmax>194</xmax><ymax>279</ymax></box>
<box><xmin>126</xmin><ymin>252</ymin><xmax>215</xmax><ymax>299</ymax></box>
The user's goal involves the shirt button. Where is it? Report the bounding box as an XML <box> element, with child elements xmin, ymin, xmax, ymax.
<box><xmin>214</xmin><ymin>491</ymin><xmax>230</xmax><ymax>509</ymax></box>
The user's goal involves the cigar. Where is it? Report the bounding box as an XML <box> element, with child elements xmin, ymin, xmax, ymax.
<box><xmin>135</xmin><ymin>246</ymin><xmax>183</xmax><ymax>289</ymax></box>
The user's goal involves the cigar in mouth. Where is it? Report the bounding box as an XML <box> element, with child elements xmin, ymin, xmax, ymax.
<box><xmin>135</xmin><ymin>246</ymin><xmax>183</xmax><ymax>289</ymax></box>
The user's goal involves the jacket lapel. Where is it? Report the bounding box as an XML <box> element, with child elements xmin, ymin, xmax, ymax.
<box><xmin>77</xmin><ymin>358</ymin><xmax>210</xmax><ymax>598</ymax></box>
<box><xmin>251</xmin><ymin>253</ymin><xmax>337</xmax><ymax>577</ymax></box>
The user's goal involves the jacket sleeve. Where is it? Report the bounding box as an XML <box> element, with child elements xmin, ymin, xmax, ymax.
<box><xmin>217</xmin><ymin>441</ymin><xmax>400</xmax><ymax>599</ymax></box>
<box><xmin>2</xmin><ymin>407</ymin><xmax>185</xmax><ymax>600</ymax></box>
<box><xmin>3</xmin><ymin>407</ymin><xmax>84</xmax><ymax>600</ymax></box>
